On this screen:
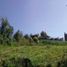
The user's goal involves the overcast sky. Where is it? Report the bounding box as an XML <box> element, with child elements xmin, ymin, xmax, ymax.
<box><xmin>0</xmin><ymin>0</ymin><xmax>67</xmax><ymax>37</ymax></box>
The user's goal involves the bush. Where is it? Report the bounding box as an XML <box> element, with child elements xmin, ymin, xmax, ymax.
<box><xmin>19</xmin><ymin>58</ymin><xmax>33</xmax><ymax>67</ymax></box>
<box><xmin>35</xmin><ymin>64</ymin><xmax>45</xmax><ymax>67</ymax></box>
<box><xmin>57</xmin><ymin>59</ymin><xmax>67</xmax><ymax>67</ymax></box>
<box><xmin>33</xmin><ymin>37</ymin><xmax>39</xmax><ymax>43</ymax></box>
<box><xmin>1</xmin><ymin>57</ymin><xmax>33</xmax><ymax>67</ymax></box>
<box><xmin>46</xmin><ymin>63</ymin><xmax>52</xmax><ymax>67</ymax></box>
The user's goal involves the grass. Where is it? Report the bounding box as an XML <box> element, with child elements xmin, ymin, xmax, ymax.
<box><xmin>0</xmin><ymin>45</ymin><xmax>67</xmax><ymax>66</ymax></box>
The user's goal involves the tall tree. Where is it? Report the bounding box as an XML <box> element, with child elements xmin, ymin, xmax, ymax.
<box><xmin>40</xmin><ymin>31</ymin><xmax>49</xmax><ymax>39</ymax></box>
<box><xmin>14</xmin><ymin>30</ymin><xmax>23</xmax><ymax>42</ymax></box>
<box><xmin>24</xmin><ymin>34</ymin><xmax>30</xmax><ymax>39</ymax></box>
<box><xmin>0</xmin><ymin>18</ymin><xmax>13</xmax><ymax>44</ymax></box>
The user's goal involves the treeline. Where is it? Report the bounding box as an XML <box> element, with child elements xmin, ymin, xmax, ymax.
<box><xmin>0</xmin><ymin>18</ymin><xmax>64</xmax><ymax>45</ymax></box>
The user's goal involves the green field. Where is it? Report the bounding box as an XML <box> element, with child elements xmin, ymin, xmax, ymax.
<box><xmin>0</xmin><ymin>45</ymin><xmax>67</xmax><ymax>67</ymax></box>
<box><xmin>0</xmin><ymin>18</ymin><xmax>67</xmax><ymax>67</ymax></box>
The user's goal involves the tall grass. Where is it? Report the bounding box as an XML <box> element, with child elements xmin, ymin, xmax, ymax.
<box><xmin>0</xmin><ymin>45</ymin><xmax>67</xmax><ymax>67</ymax></box>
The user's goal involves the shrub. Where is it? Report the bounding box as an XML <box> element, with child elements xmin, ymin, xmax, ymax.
<box><xmin>57</xmin><ymin>59</ymin><xmax>67</xmax><ymax>67</ymax></box>
<box><xmin>18</xmin><ymin>58</ymin><xmax>33</xmax><ymax>67</ymax></box>
<box><xmin>1</xmin><ymin>57</ymin><xmax>33</xmax><ymax>67</ymax></box>
<box><xmin>46</xmin><ymin>63</ymin><xmax>52</xmax><ymax>67</ymax></box>
<box><xmin>33</xmin><ymin>37</ymin><xmax>39</xmax><ymax>43</ymax></box>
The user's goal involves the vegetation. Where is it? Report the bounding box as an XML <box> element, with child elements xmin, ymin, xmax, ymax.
<box><xmin>0</xmin><ymin>18</ymin><xmax>67</xmax><ymax>67</ymax></box>
<box><xmin>0</xmin><ymin>45</ymin><xmax>67</xmax><ymax>67</ymax></box>
<box><xmin>0</xmin><ymin>18</ymin><xmax>64</xmax><ymax>46</ymax></box>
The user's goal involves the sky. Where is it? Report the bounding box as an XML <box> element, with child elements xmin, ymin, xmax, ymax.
<box><xmin>0</xmin><ymin>0</ymin><xmax>67</xmax><ymax>37</ymax></box>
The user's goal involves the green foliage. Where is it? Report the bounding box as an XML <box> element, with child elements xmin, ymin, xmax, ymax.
<box><xmin>33</xmin><ymin>37</ymin><xmax>39</xmax><ymax>43</ymax></box>
<box><xmin>24</xmin><ymin>34</ymin><xmax>30</xmax><ymax>39</ymax></box>
<box><xmin>40</xmin><ymin>31</ymin><xmax>49</xmax><ymax>39</ymax></box>
<box><xmin>0</xmin><ymin>18</ymin><xmax>66</xmax><ymax>46</ymax></box>
<box><xmin>0</xmin><ymin>18</ymin><xmax>13</xmax><ymax>38</ymax></box>
<box><xmin>17</xmin><ymin>38</ymin><xmax>31</xmax><ymax>46</ymax></box>
<box><xmin>1</xmin><ymin>17</ymin><xmax>67</xmax><ymax>67</ymax></box>
<box><xmin>0</xmin><ymin>57</ymin><xmax>33</xmax><ymax>67</ymax></box>
<box><xmin>0</xmin><ymin>46</ymin><xmax>67</xmax><ymax>67</ymax></box>
<box><xmin>0</xmin><ymin>18</ymin><xmax>13</xmax><ymax>45</ymax></box>
<box><xmin>46</xmin><ymin>63</ymin><xmax>52</xmax><ymax>67</ymax></box>
<box><xmin>14</xmin><ymin>30</ymin><xmax>23</xmax><ymax>42</ymax></box>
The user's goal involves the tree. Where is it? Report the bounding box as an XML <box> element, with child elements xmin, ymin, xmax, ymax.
<box><xmin>24</xmin><ymin>34</ymin><xmax>30</xmax><ymax>39</ymax></box>
<box><xmin>0</xmin><ymin>18</ymin><xmax>13</xmax><ymax>44</ymax></box>
<box><xmin>14</xmin><ymin>30</ymin><xmax>23</xmax><ymax>42</ymax></box>
<box><xmin>30</xmin><ymin>34</ymin><xmax>39</xmax><ymax>43</ymax></box>
<box><xmin>30</xmin><ymin>34</ymin><xmax>39</xmax><ymax>38</ymax></box>
<box><xmin>40</xmin><ymin>31</ymin><xmax>49</xmax><ymax>39</ymax></box>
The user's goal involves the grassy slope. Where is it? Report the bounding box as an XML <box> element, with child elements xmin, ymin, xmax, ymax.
<box><xmin>0</xmin><ymin>45</ymin><xmax>67</xmax><ymax>66</ymax></box>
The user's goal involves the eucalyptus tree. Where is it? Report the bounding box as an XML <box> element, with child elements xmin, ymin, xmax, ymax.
<box><xmin>0</xmin><ymin>18</ymin><xmax>13</xmax><ymax>44</ymax></box>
